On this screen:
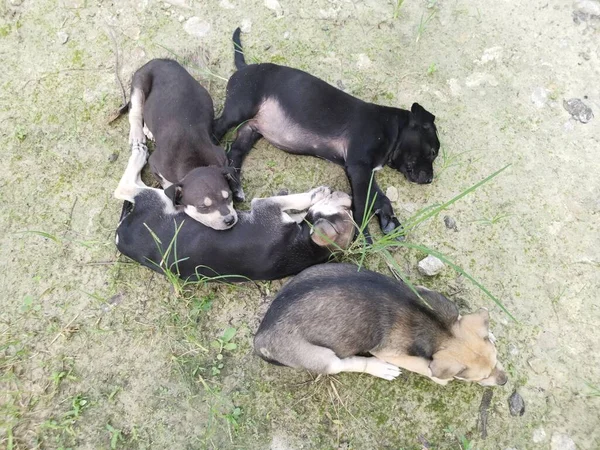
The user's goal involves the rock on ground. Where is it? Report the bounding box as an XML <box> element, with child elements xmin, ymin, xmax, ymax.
<box><xmin>551</xmin><ymin>433</ymin><xmax>576</xmax><ymax>450</ymax></box>
<box><xmin>563</xmin><ymin>98</ymin><xmax>594</xmax><ymax>123</ymax></box>
<box><xmin>183</xmin><ymin>17</ymin><xmax>211</xmax><ymax>38</ymax></box>
<box><xmin>418</xmin><ymin>255</ymin><xmax>445</xmax><ymax>276</ymax></box>
<box><xmin>508</xmin><ymin>391</ymin><xmax>525</xmax><ymax>416</ymax></box>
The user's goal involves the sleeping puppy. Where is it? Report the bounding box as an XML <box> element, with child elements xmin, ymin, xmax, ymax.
<box><xmin>254</xmin><ymin>263</ymin><xmax>508</xmax><ymax>386</ymax></box>
<box><xmin>114</xmin><ymin>142</ymin><xmax>354</xmax><ymax>281</ymax></box>
<box><xmin>214</xmin><ymin>28</ymin><xmax>440</xmax><ymax>240</ymax></box>
<box><xmin>122</xmin><ymin>59</ymin><xmax>237</xmax><ymax>230</ymax></box>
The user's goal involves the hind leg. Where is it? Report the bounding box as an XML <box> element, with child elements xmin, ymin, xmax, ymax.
<box><xmin>114</xmin><ymin>141</ymin><xmax>149</xmax><ymax>202</ymax></box>
<box><xmin>128</xmin><ymin>87</ymin><xmax>146</xmax><ymax>145</ymax></box>
<box><xmin>256</xmin><ymin>339</ymin><xmax>401</xmax><ymax>380</ymax></box>
<box><xmin>226</xmin><ymin>123</ymin><xmax>262</xmax><ymax>201</ymax></box>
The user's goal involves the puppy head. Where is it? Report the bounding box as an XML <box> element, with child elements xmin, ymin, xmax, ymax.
<box><xmin>307</xmin><ymin>191</ymin><xmax>354</xmax><ymax>250</ymax></box>
<box><xmin>390</xmin><ymin>103</ymin><xmax>440</xmax><ymax>184</ymax></box>
<box><xmin>164</xmin><ymin>167</ymin><xmax>238</xmax><ymax>230</ymax></box>
<box><xmin>429</xmin><ymin>308</ymin><xmax>508</xmax><ymax>386</ymax></box>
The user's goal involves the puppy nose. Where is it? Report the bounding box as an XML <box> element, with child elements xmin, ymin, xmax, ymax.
<box><xmin>224</xmin><ymin>215</ymin><xmax>236</xmax><ymax>226</ymax></box>
<box><xmin>419</xmin><ymin>171</ymin><xmax>433</xmax><ymax>184</ymax></box>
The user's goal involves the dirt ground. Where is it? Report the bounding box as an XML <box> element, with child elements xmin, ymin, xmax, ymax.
<box><xmin>1</xmin><ymin>0</ymin><xmax>599</xmax><ymax>448</ymax></box>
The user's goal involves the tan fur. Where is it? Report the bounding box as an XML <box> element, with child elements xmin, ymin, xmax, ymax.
<box><xmin>376</xmin><ymin>308</ymin><xmax>506</xmax><ymax>386</ymax></box>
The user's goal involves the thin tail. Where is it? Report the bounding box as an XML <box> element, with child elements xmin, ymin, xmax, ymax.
<box><xmin>108</xmin><ymin>101</ymin><xmax>130</xmax><ymax>124</ymax></box>
<box><xmin>233</xmin><ymin>27</ymin><xmax>246</xmax><ymax>70</ymax></box>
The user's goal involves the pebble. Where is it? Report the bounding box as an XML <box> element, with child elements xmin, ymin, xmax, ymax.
<box><xmin>9</xmin><ymin>0</ymin><xmax>23</xmax><ymax>5</ymax></box>
<box><xmin>123</xmin><ymin>26</ymin><xmax>141</xmax><ymax>41</ymax></box>
<box><xmin>264</xmin><ymin>0</ymin><xmax>283</xmax><ymax>17</ymax></box>
<box><xmin>550</xmin><ymin>433</ymin><xmax>576</xmax><ymax>450</ymax></box>
<box><xmin>532</xmin><ymin>427</ymin><xmax>547</xmax><ymax>443</ymax></box>
<box><xmin>444</xmin><ymin>215</ymin><xmax>458</xmax><ymax>231</ymax></box>
<box><xmin>508</xmin><ymin>391</ymin><xmax>525</xmax><ymax>416</ymax></box>
<box><xmin>356</xmin><ymin>54</ymin><xmax>372</xmax><ymax>70</ymax></box>
<box><xmin>447</xmin><ymin>78</ymin><xmax>462</xmax><ymax>97</ymax></box>
<box><xmin>418</xmin><ymin>255</ymin><xmax>445</xmax><ymax>276</ymax></box>
<box><xmin>386</xmin><ymin>186</ymin><xmax>399</xmax><ymax>202</ymax></box>
<box><xmin>573</xmin><ymin>0</ymin><xmax>600</xmax><ymax>19</ymax></box>
<box><xmin>183</xmin><ymin>17</ymin><xmax>211</xmax><ymax>38</ymax></box>
<box><xmin>108</xmin><ymin>153</ymin><xmax>118</xmax><ymax>163</ymax></box>
<box><xmin>563</xmin><ymin>98</ymin><xmax>594</xmax><ymax>123</ymax></box>
<box><xmin>240</xmin><ymin>19</ymin><xmax>252</xmax><ymax>33</ymax></box>
<box><xmin>57</xmin><ymin>31</ymin><xmax>69</xmax><ymax>44</ymax></box>
<box><xmin>475</xmin><ymin>46</ymin><xmax>503</xmax><ymax>64</ymax></box>
<box><xmin>531</xmin><ymin>87</ymin><xmax>549</xmax><ymax>108</ymax></box>
<box><xmin>219</xmin><ymin>0</ymin><xmax>235</xmax><ymax>9</ymax></box>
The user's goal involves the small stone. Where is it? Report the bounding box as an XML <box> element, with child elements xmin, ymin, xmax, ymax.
<box><xmin>563</xmin><ymin>98</ymin><xmax>594</xmax><ymax>123</ymax></box>
<box><xmin>550</xmin><ymin>433</ymin><xmax>576</xmax><ymax>450</ymax></box>
<box><xmin>108</xmin><ymin>153</ymin><xmax>118</xmax><ymax>163</ymax></box>
<box><xmin>9</xmin><ymin>0</ymin><xmax>23</xmax><ymax>5</ymax></box>
<box><xmin>123</xmin><ymin>26</ymin><xmax>141</xmax><ymax>41</ymax></box>
<box><xmin>573</xmin><ymin>0</ymin><xmax>600</xmax><ymax>20</ymax></box>
<box><xmin>531</xmin><ymin>87</ymin><xmax>549</xmax><ymax>108</ymax></box>
<box><xmin>447</xmin><ymin>78</ymin><xmax>462</xmax><ymax>97</ymax></box>
<box><xmin>356</xmin><ymin>54</ymin><xmax>372</xmax><ymax>70</ymax></box>
<box><xmin>183</xmin><ymin>17</ymin><xmax>211</xmax><ymax>38</ymax></box>
<box><xmin>444</xmin><ymin>215</ymin><xmax>458</xmax><ymax>231</ymax></box>
<box><xmin>283</xmin><ymin>31</ymin><xmax>290</xmax><ymax>39</ymax></box>
<box><xmin>240</xmin><ymin>19</ymin><xmax>252</xmax><ymax>33</ymax></box>
<box><xmin>336</xmin><ymin>80</ymin><xmax>346</xmax><ymax>90</ymax></box>
<box><xmin>533</xmin><ymin>427</ymin><xmax>547</xmax><ymax>443</ymax></box>
<box><xmin>418</xmin><ymin>255</ymin><xmax>445</xmax><ymax>276</ymax></box>
<box><xmin>178</xmin><ymin>15</ymin><xmax>185</xmax><ymax>22</ymax></box>
<box><xmin>219</xmin><ymin>0</ymin><xmax>235</xmax><ymax>9</ymax></box>
<box><xmin>475</xmin><ymin>46</ymin><xmax>503</xmax><ymax>64</ymax></box>
<box><xmin>385</xmin><ymin>186</ymin><xmax>399</xmax><ymax>202</ymax></box>
<box><xmin>264</xmin><ymin>0</ymin><xmax>283</xmax><ymax>17</ymax></box>
<box><xmin>508</xmin><ymin>391</ymin><xmax>525</xmax><ymax>416</ymax></box>
<box><xmin>57</xmin><ymin>31</ymin><xmax>69</xmax><ymax>44</ymax></box>
<box><xmin>508</xmin><ymin>344</ymin><xmax>519</xmax><ymax>356</ymax></box>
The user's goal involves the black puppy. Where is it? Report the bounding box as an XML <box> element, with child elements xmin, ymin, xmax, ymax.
<box><xmin>125</xmin><ymin>59</ymin><xmax>238</xmax><ymax>230</ymax></box>
<box><xmin>214</xmin><ymin>28</ymin><xmax>440</xmax><ymax>239</ymax></box>
<box><xmin>255</xmin><ymin>263</ymin><xmax>508</xmax><ymax>386</ymax></box>
<box><xmin>114</xmin><ymin>142</ymin><xmax>355</xmax><ymax>281</ymax></box>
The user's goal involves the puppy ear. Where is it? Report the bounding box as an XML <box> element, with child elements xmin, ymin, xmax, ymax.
<box><xmin>429</xmin><ymin>351</ymin><xmax>466</xmax><ymax>380</ymax></box>
<box><xmin>416</xmin><ymin>287</ymin><xmax>459</xmax><ymax>326</ymax></box>
<box><xmin>310</xmin><ymin>218</ymin><xmax>339</xmax><ymax>247</ymax></box>
<box><xmin>164</xmin><ymin>184</ymin><xmax>183</xmax><ymax>206</ymax></box>
<box><xmin>221</xmin><ymin>167</ymin><xmax>238</xmax><ymax>190</ymax></box>
<box><xmin>411</xmin><ymin>102</ymin><xmax>436</xmax><ymax>123</ymax></box>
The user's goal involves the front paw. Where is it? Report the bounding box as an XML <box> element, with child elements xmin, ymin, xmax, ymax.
<box><xmin>379</xmin><ymin>215</ymin><xmax>404</xmax><ymax>240</ymax></box>
<box><xmin>309</xmin><ymin>186</ymin><xmax>332</xmax><ymax>204</ymax></box>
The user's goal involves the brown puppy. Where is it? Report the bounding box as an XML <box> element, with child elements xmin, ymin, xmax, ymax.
<box><xmin>254</xmin><ymin>263</ymin><xmax>508</xmax><ymax>386</ymax></box>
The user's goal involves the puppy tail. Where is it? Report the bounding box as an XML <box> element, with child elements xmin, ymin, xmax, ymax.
<box><xmin>107</xmin><ymin>101</ymin><xmax>130</xmax><ymax>124</ymax></box>
<box><xmin>233</xmin><ymin>27</ymin><xmax>247</xmax><ymax>70</ymax></box>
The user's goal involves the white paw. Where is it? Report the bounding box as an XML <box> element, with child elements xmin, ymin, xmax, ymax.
<box><xmin>131</xmin><ymin>141</ymin><xmax>149</xmax><ymax>162</ymax></box>
<box><xmin>129</xmin><ymin>128</ymin><xmax>146</xmax><ymax>145</ymax></box>
<box><xmin>309</xmin><ymin>186</ymin><xmax>331</xmax><ymax>204</ymax></box>
<box><xmin>329</xmin><ymin>191</ymin><xmax>352</xmax><ymax>208</ymax></box>
<box><xmin>367</xmin><ymin>359</ymin><xmax>402</xmax><ymax>381</ymax></box>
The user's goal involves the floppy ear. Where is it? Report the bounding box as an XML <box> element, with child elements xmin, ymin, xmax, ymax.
<box><xmin>429</xmin><ymin>350</ymin><xmax>466</xmax><ymax>380</ymax></box>
<box><xmin>310</xmin><ymin>218</ymin><xmax>339</xmax><ymax>247</ymax></box>
<box><xmin>164</xmin><ymin>184</ymin><xmax>183</xmax><ymax>206</ymax></box>
<box><xmin>416</xmin><ymin>287</ymin><xmax>459</xmax><ymax>326</ymax></box>
<box><xmin>411</xmin><ymin>102</ymin><xmax>436</xmax><ymax>123</ymax></box>
<box><xmin>470</xmin><ymin>308</ymin><xmax>490</xmax><ymax>338</ymax></box>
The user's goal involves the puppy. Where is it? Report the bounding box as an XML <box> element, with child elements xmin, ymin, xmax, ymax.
<box><xmin>214</xmin><ymin>28</ymin><xmax>440</xmax><ymax>240</ymax></box>
<box><xmin>124</xmin><ymin>59</ymin><xmax>237</xmax><ymax>230</ymax></box>
<box><xmin>254</xmin><ymin>263</ymin><xmax>508</xmax><ymax>386</ymax></box>
<box><xmin>114</xmin><ymin>142</ymin><xmax>354</xmax><ymax>281</ymax></box>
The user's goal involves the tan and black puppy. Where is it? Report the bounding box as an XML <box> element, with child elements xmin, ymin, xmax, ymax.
<box><xmin>122</xmin><ymin>59</ymin><xmax>238</xmax><ymax>230</ymax></box>
<box><xmin>254</xmin><ymin>263</ymin><xmax>508</xmax><ymax>386</ymax></box>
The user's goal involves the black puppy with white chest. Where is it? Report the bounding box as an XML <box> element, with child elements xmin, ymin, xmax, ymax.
<box><xmin>214</xmin><ymin>29</ymin><xmax>440</xmax><ymax>239</ymax></box>
<box><xmin>114</xmin><ymin>142</ymin><xmax>355</xmax><ymax>281</ymax></box>
<box><xmin>125</xmin><ymin>59</ymin><xmax>238</xmax><ymax>230</ymax></box>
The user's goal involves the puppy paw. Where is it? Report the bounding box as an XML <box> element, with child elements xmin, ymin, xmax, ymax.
<box><xmin>130</xmin><ymin>141</ymin><xmax>149</xmax><ymax>162</ymax></box>
<box><xmin>309</xmin><ymin>186</ymin><xmax>331</xmax><ymax>204</ymax></box>
<box><xmin>367</xmin><ymin>359</ymin><xmax>402</xmax><ymax>381</ymax></box>
<box><xmin>380</xmin><ymin>215</ymin><xmax>405</xmax><ymax>240</ymax></box>
<box><xmin>329</xmin><ymin>191</ymin><xmax>352</xmax><ymax>208</ymax></box>
<box><xmin>129</xmin><ymin>128</ymin><xmax>146</xmax><ymax>145</ymax></box>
